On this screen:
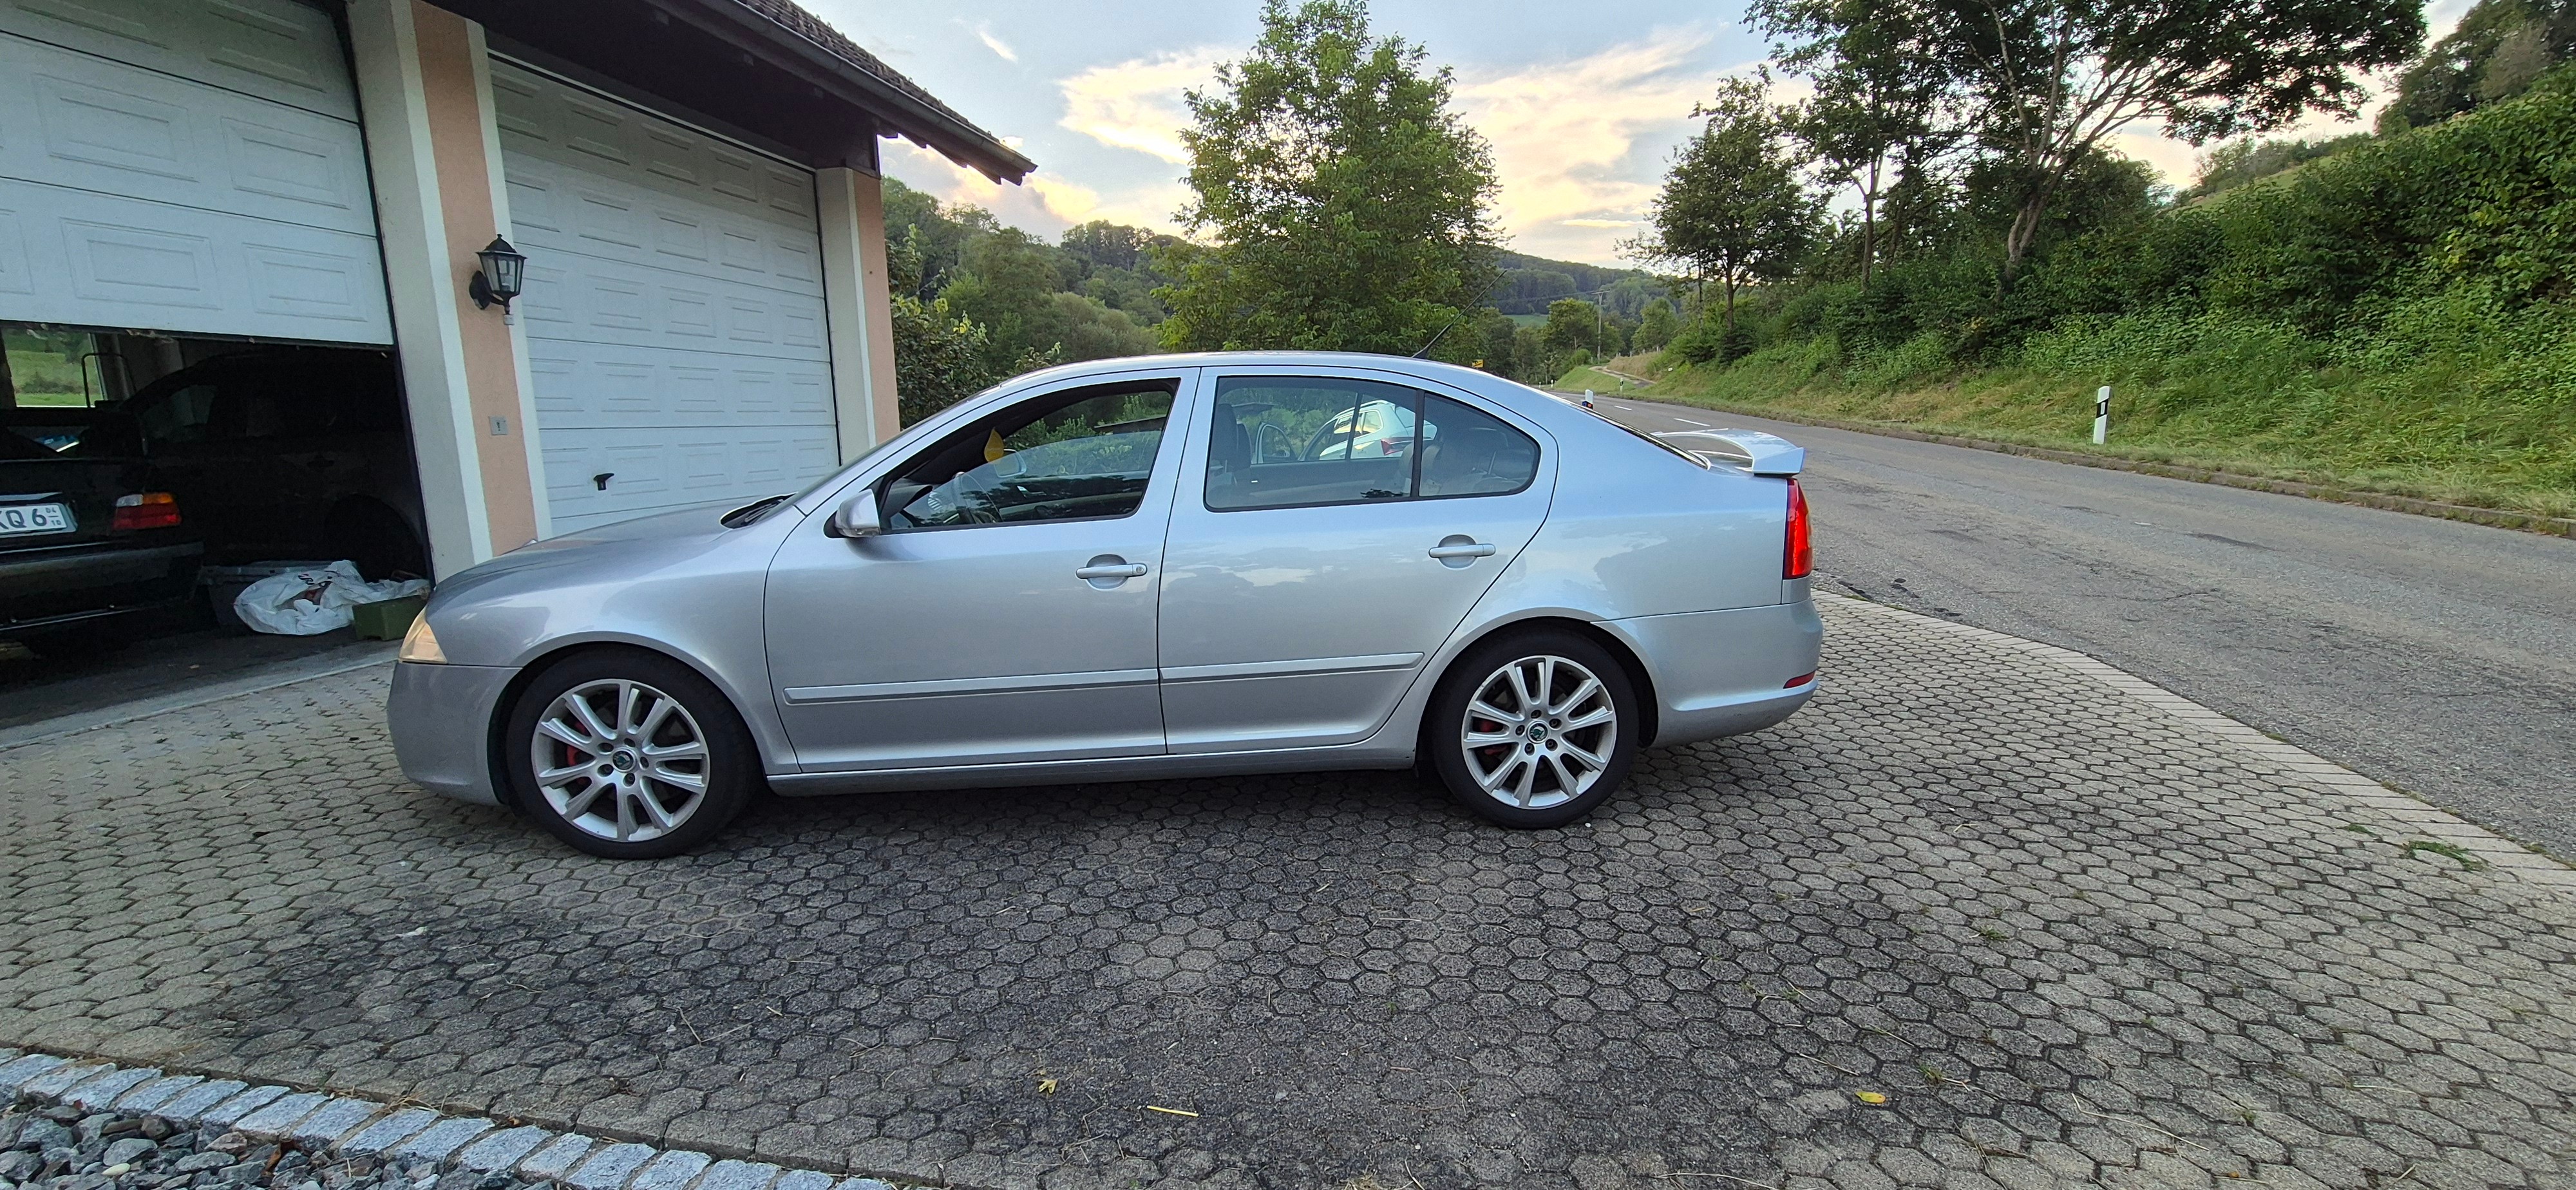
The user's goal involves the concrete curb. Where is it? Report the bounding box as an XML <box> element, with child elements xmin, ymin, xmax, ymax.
<box><xmin>1819</xmin><ymin>591</ymin><xmax>2576</xmax><ymax>896</ymax></box>
<box><xmin>1582</xmin><ymin>391</ymin><xmax>2576</xmax><ymax>540</ymax></box>
<box><xmin>0</xmin><ymin>1052</ymin><xmax>903</xmax><ymax>1190</ymax></box>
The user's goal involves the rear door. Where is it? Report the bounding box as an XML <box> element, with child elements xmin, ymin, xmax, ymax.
<box><xmin>1155</xmin><ymin>369</ymin><xmax>1555</xmax><ymax>753</ymax></box>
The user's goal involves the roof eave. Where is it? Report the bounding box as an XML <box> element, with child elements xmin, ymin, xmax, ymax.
<box><xmin>662</xmin><ymin>0</ymin><xmax>1034</xmax><ymax>182</ymax></box>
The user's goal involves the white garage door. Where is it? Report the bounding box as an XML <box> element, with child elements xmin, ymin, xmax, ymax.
<box><xmin>0</xmin><ymin>0</ymin><xmax>390</xmax><ymax>343</ymax></box>
<box><xmin>491</xmin><ymin>61</ymin><xmax>839</xmax><ymax>535</ymax></box>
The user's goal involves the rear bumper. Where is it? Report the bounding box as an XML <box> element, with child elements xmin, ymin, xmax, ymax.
<box><xmin>388</xmin><ymin>660</ymin><xmax>517</xmax><ymax>806</ymax></box>
<box><xmin>1607</xmin><ymin>598</ymin><xmax>1823</xmax><ymax>747</ymax></box>
<box><xmin>0</xmin><ymin>541</ymin><xmax>202</xmax><ymax>633</ymax></box>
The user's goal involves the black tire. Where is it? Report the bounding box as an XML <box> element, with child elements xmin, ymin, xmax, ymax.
<box><xmin>1425</xmin><ymin>629</ymin><xmax>1640</xmax><ymax>828</ymax></box>
<box><xmin>502</xmin><ymin>649</ymin><xmax>761</xmax><ymax>858</ymax></box>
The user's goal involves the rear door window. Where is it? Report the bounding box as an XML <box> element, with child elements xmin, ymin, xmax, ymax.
<box><xmin>1206</xmin><ymin>377</ymin><xmax>1537</xmax><ymax>511</ymax></box>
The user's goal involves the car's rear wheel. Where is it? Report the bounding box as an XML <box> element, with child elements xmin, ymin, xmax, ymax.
<box><xmin>1426</xmin><ymin>630</ymin><xmax>1638</xmax><ymax>827</ymax></box>
<box><xmin>502</xmin><ymin>650</ymin><xmax>759</xmax><ymax>858</ymax></box>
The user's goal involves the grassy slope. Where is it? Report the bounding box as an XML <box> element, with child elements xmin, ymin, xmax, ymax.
<box><xmin>1586</xmin><ymin>338</ymin><xmax>2576</xmax><ymax>521</ymax></box>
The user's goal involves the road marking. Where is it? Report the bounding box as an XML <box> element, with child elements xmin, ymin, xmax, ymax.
<box><xmin>1674</xmin><ymin>417</ymin><xmax>1710</xmax><ymax>426</ymax></box>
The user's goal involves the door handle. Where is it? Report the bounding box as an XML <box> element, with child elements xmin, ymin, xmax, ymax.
<box><xmin>1075</xmin><ymin>558</ymin><xmax>1149</xmax><ymax>582</ymax></box>
<box><xmin>1426</xmin><ymin>541</ymin><xmax>1497</xmax><ymax>559</ymax></box>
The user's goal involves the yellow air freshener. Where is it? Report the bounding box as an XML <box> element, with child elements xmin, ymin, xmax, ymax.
<box><xmin>984</xmin><ymin>428</ymin><xmax>1009</xmax><ymax>464</ymax></box>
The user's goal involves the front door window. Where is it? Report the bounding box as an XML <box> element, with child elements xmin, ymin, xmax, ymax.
<box><xmin>886</xmin><ymin>382</ymin><xmax>1175</xmax><ymax>527</ymax></box>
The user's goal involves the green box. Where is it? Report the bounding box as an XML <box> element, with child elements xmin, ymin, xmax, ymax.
<box><xmin>352</xmin><ymin>594</ymin><xmax>426</xmax><ymax>641</ymax></box>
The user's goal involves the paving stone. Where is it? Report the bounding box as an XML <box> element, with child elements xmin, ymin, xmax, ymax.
<box><xmin>693</xmin><ymin>1161</ymin><xmax>780</xmax><ymax>1190</ymax></box>
<box><xmin>155</xmin><ymin>1080</ymin><xmax>251</xmax><ymax>1122</ymax></box>
<box><xmin>21</xmin><ymin>1061</ymin><xmax>109</xmax><ymax>1099</ymax></box>
<box><xmin>627</xmin><ymin>1150</ymin><xmax>710</xmax><ymax>1190</ymax></box>
<box><xmin>0</xmin><ymin>1053</ymin><xmax>66</xmax><ymax>1096</ymax></box>
<box><xmin>111</xmin><ymin>1075</ymin><xmax>204</xmax><ymax>1114</ymax></box>
<box><xmin>516</xmin><ymin>1135</ymin><xmax>595</xmax><ymax>1181</ymax></box>
<box><xmin>566</xmin><ymin>1142</ymin><xmax>657</xmax><ymax>1190</ymax></box>
<box><xmin>452</xmin><ymin>1126</ymin><xmax>552</xmax><ymax>1173</ymax></box>
<box><xmin>389</xmin><ymin>1117</ymin><xmax>493</xmax><ymax>1164</ymax></box>
<box><xmin>287</xmin><ymin>1098</ymin><xmax>385</xmax><ymax>1148</ymax></box>
<box><xmin>197</xmin><ymin>1085</ymin><xmax>287</xmax><ymax>1128</ymax></box>
<box><xmin>336</xmin><ymin>1108</ymin><xmax>439</xmax><ymax>1157</ymax></box>
<box><xmin>232</xmin><ymin>1091</ymin><xmax>329</xmax><ymax>1137</ymax></box>
<box><xmin>1</xmin><ymin>596</ymin><xmax>2570</xmax><ymax>1190</ymax></box>
<box><xmin>63</xmin><ymin>1067</ymin><xmax>157</xmax><ymax>1110</ymax></box>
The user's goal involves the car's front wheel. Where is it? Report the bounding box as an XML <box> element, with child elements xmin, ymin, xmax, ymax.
<box><xmin>1426</xmin><ymin>630</ymin><xmax>1639</xmax><ymax>828</ymax></box>
<box><xmin>502</xmin><ymin>650</ymin><xmax>759</xmax><ymax>858</ymax></box>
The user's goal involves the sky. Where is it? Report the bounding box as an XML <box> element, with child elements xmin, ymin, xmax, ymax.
<box><xmin>804</xmin><ymin>0</ymin><xmax>2478</xmax><ymax>269</ymax></box>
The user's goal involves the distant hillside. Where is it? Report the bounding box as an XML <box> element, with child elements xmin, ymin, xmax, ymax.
<box><xmin>1491</xmin><ymin>250</ymin><xmax>1669</xmax><ymax>316</ymax></box>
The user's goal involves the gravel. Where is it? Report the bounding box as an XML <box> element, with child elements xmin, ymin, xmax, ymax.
<box><xmin>0</xmin><ymin>1102</ymin><xmax>538</xmax><ymax>1190</ymax></box>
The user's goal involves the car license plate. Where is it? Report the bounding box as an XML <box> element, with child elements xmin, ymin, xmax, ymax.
<box><xmin>0</xmin><ymin>502</ymin><xmax>73</xmax><ymax>536</ymax></box>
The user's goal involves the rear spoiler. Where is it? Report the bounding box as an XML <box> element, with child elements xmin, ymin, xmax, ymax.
<box><xmin>1651</xmin><ymin>429</ymin><xmax>1805</xmax><ymax>477</ymax></box>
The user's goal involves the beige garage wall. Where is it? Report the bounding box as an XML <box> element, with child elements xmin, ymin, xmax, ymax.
<box><xmin>346</xmin><ymin>0</ymin><xmax>545</xmax><ymax>576</ymax></box>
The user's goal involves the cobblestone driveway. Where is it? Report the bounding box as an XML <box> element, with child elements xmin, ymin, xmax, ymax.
<box><xmin>4</xmin><ymin>597</ymin><xmax>2571</xmax><ymax>1190</ymax></box>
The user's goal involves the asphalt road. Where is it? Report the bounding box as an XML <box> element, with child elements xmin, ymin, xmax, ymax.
<box><xmin>1584</xmin><ymin>392</ymin><xmax>2576</xmax><ymax>859</ymax></box>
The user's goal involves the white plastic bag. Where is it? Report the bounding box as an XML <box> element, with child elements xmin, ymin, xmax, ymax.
<box><xmin>234</xmin><ymin>560</ymin><xmax>430</xmax><ymax>636</ymax></box>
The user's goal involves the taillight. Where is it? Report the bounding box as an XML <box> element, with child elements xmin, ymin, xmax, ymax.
<box><xmin>113</xmin><ymin>491</ymin><xmax>180</xmax><ymax>531</ymax></box>
<box><xmin>1783</xmin><ymin>478</ymin><xmax>1811</xmax><ymax>579</ymax></box>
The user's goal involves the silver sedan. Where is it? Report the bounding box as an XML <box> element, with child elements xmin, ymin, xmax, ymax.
<box><xmin>389</xmin><ymin>353</ymin><xmax>1822</xmax><ymax>858</ymax></box>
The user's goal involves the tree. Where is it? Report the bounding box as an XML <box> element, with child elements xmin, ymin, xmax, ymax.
<box><xmin>2380</xmin><ymin>0</ymin><xmax>2575</xmax><ymax>130</ymax></box>
<box><xmin>1760</xmin><ymin>0</ymin><xmax>1951</xmax><ymax>289</ymax></box>
<box><xmin>1880</xmin><ymin>0</ymin><xmax>2424</xmax><ymax>287</ymax></box>
<box><xmin>1631</xmin><ymin>76</ymin><xmax>1821</xmax><ymax>331</ymax></box>
<box><xmin>1634</xmin><ymin>299</ymin><xmax>1680</xmax><ymax>352</ymax></box>
<box><xmin>1157</xmin><ymin>0</ymin><xmax>1501</xmax><ymax>355</ymax></box>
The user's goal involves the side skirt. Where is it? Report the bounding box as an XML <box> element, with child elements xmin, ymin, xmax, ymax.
<box><xmin>766</xmin><ymin>741</ymin><xmax>1419</xmax><ymax>797</ymax></box>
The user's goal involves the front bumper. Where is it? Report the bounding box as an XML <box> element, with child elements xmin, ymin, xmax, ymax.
<box><xmin>388</xmin><ymin>660</ymin><xmax>518</xmax><ymax>806</ymax></box>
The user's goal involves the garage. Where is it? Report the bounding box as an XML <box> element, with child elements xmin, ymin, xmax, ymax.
<box><xmin>490</xmin><ymin>61</ymin><xmax>841</xmax><ymax>535</ymax></box>
<box><xmin>1</xmin><ymin>0</ymin><xmax>1032</xmax><ymax>726</ymax></box>
<box><xmin>1</xmin><ymin>0</ymin><xmax>430</xmax><ymax>658</ymax></box>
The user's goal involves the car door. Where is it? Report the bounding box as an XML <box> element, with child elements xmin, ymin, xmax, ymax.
<box><xmin>1156</xmin><ymin>369</ymin><xmax>1555</xmax><ymax>753</ymax></box>
<box><xmin>764</xmin><ymin>370</ymin><xmax>1197</xmax><ymax>771</ymax></box>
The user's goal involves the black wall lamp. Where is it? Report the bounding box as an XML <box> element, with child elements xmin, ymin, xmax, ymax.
<box><xmin>468</xmin><ymin>235</ymin><xmax>526</xmax><ymax>314</ymax></box>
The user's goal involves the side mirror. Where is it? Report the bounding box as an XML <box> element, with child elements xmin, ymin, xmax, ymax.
<box><xmin>826</xmin><ymin>493</ymin><xmax>882</xmax><ymax>538</ymax></box>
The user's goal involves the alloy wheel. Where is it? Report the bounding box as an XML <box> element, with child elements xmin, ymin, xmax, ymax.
<box><xmin>1460</xmin><ymin>654</ymin><xmax>1619</xmax><ymax>810</ymax></box>
<box><xmin>529</xmin><ymin>678</ymin><xmax>711</xmax><ymax>843</ymax></box>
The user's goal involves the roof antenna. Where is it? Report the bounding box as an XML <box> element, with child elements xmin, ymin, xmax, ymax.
<box><xmin>1411</xmin><ymin>314</ymin><xmax>1461</xmax><ymax>359</ymax></box>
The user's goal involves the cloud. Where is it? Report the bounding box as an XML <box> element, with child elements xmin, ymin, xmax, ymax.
<box><xmin>970</xmin><ymin>21</ymin><xmax>1016</xmax><ymax>63</ymax></box>
<box><xmin>882</xmin><ymin>141</ymin><xmax>1188</xmax><ymax>238</ymax></box>
<box><xmin>1454</xmin><ymin>31</ymin><xmax>1760</xmax><ymax>264</ymax></box>
<box><xmin>1057</xmin><ymin>48</ymin><xmax>1229</xmax><ymax>165</ymax></box>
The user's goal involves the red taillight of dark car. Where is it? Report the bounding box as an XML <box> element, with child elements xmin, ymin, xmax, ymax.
<box><xmin>1783</xmin><ymin>478</ymin><xmax>1811</xmax><ymax>579</ymax></box>
<box><xmin>113</xmin><ymin>491</ymin><xmax>181</xmax><ymax>531</ymax></box>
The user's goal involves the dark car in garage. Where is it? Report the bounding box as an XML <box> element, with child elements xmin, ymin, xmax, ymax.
<box><xmin>116</xmin><ymin>347</ymin><xmax>428</xmax><ymax>580</ymax></box>
<box><xmin>0</xmin><ymin>406</ymin><xmax>202</xmax><ymax>644</ymax></box>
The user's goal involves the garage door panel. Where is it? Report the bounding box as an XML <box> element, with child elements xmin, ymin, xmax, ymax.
<box><xmin>502</xmin><ymin>153</ymin><xmax>822</xmax><ymax>300</ymax></box>
<box><xmin>540</xmin><ymin>424</ymin><xmax>837</xmax><ymax>533</ymax></box>
<box><xmin>498</xmin><ymin>58</ymin><xmax>837</xmax><ymax>538</ymax></box>
<box><xmin>493</xmin><ymin>64</ymin><xmax>813</xmax><ymax>236</ymax></box>
<box><xmin>0</xmin><ymin>34</ymin><xmax>375</xmax><ymax>237</ymax></box>
<box><xmin>0</xmin><ymin>176</ymin><xmax>390</xmax><ymax>341</ymax></box>
<box><xmin>1</xmin><ymin>0</ymin><xmax>358</xmax><ymax>122</ymax></box>
<box><xmin>526</xmin><ymin>343</ymin><xmax>831</xmax><ymax>428</ymax></box>
<box><xmin>518</xmin><ymin>254</ymin><xmax>824</xmax><ymax>360</ymax></box>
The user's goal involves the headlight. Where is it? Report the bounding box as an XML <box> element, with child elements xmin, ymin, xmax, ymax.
<box><xmin>398</xmin><ymin>611</ymin><xmax>446</xmax><ymax>664</ymax></box>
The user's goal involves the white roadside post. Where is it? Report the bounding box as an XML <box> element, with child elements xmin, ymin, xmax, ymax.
<box><xmin>2093</xmin><ymin>385</ymin><xmax>2110</xmax><ymax>444</ymax></box>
